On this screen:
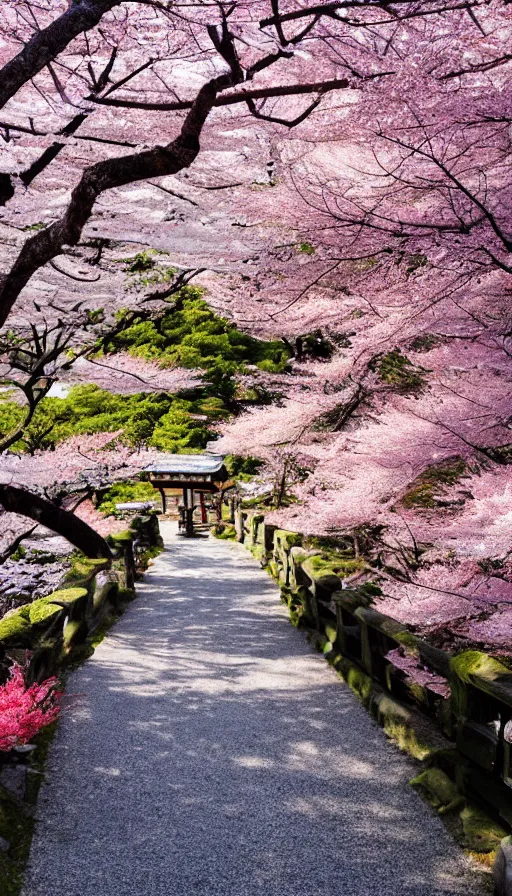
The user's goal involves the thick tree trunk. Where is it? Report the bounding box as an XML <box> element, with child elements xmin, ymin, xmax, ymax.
<box><xmin>0</xmin><ymin>484</ymin><xmax>113</xmax><ymax>559</ymax></box>
<box><xmin>0</xmin><ymin>74</ymin><xmax>230</xmax><ymax>327</ymax></box>
<box><xmin>0</xmin><ymin>0</ymin><xmax>121</xmax><ymax>111</ymax></box>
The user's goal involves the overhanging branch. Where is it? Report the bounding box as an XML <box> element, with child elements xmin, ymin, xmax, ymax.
<box><xmin>0</xmin><ymin>485</ymin><xmax>113</xmax><ymax>559</ymax></box>
<box><xmin>0</xmin><ymin>0</ymin><xmax>122</xmax><ymax>111</ymax></box>
<box><xmin>91</xmin><ymin>78</ymin><xmax>351</xmax><ymax>110</ymax></box>
<box><xmin>0</xmin><ymin>73</ymin><xmax>232</xmax><ymax>327</ymax></box>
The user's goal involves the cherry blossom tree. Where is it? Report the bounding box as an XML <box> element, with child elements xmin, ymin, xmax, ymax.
<box><xmin>0</xmin><ymin>431</ymin><xmax>164</xmax><ymax>558</ymax></box>
<box><xmin>0</xmin><ymin>0</ymin><xmax>511</xmax><ymax>647</ymax></box>
<box><xmin>1</xmin><ymin>0</ymin><xmax>492</xmax><ymax>327</ymax></box>
<box><xmin>0</xmin><ymin>284</ymin><xmax>203</xmax><ymax>451</ymax></box>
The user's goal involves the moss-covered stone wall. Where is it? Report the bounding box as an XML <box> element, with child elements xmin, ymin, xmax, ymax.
<box><xmin>0</xmin><ymin>512</ymin><xmax>163</xmax><ymax>896</ymax></box>
<box><xmin>227</xmin><ymin>508</ymin><xmax>512</xmax><ymax>860</ymax></box>
<box><xmin>0</xmin><ymin>512</ymin><xmax>163</xmax><ymax>685</ymax></box>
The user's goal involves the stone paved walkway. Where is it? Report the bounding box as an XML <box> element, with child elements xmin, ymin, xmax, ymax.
<box><xmin>21</xmin><ymin>523</ymin><xmax>488</xmax><ymax>896</ymax></box>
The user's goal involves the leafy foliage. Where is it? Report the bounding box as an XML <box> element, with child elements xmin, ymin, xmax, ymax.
<box><xmin>373</xmin><ymin>350</ymin><xmax>426</xmax><ymax>394</ymax></box>
<box><xmin>0</xmin><ymin>387</ymin><xmax>210</xmax><ymax>453</ymax></box>
<box><xmin>123</xmin><ymin>250</ymin><xmax>178</xmax><ymax>291</ymax></box>
<box><xmin>103</xmin><ymin>294</ymin><xmax>290</xmax><ymax>402</ymax></box>
<box><xmin>224</xmin><ymin>455</ymin><xmax>263</xmax><ymax>480</ymax></box>
<box><xmin>401</xmin><ymin>457</ymin><xmax>468</xmax><ymax>509</ymax></box>
<box><xmin>0</xmin><ymin>295</ymin><xmax>290</xmax><ymax>454</ymax></box>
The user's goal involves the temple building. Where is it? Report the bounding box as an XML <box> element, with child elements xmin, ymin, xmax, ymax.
<box><xmin>144</xmin><ymin>454</ymin><xmax>229</xmax><ymax>535</ymax></box>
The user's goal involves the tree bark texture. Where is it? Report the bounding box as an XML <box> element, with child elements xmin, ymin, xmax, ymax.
<box><xmin>0</xmin><ymin>75</ymin><xmax>229</xmax><ymax>327</ymax></box>
<box><xmin>0</xmin><ymin>484</ymin><xmax>113</xmax><ymax>559</ymax></box>
<box><xmin>0</xmin><ymin>0</ymin><xmax>121</xmax><ymax>111</ymax></box>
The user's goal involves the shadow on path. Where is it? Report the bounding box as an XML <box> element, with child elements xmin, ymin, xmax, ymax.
<box><xmin>21</xmin><ymin>524</ymin><xmax>488</xmax><ymax>896</ymax></box>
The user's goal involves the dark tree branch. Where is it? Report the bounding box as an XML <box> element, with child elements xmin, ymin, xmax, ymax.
<box><xmin>1</xmin><ymin>53</ymin><xmax>152</xmax><ymax>205</ymax></box>
<box><xmin>49</xmin><ymin>259</ymin><xmax>101</xmax><ymax>282</ymax></box>
<box><xmin>91</xmin><ymin>77</ymin><xmax>351</xmax><ymax>110</ymax></box>
<box><xmin>0</xmin><ymin>71</ymin><xmax>234</xmax><ymax>327</ymax></box>
<box><xmin>270</xmin><ymin>0</ymin><xmax>290</xmax><ymax>46</ymax></box>
<box><xmin>0</xmin><ymin>372</ymin><xmax>55</xmax><ymax>452</ymax></box>
<box><xmin>0</xmin><ymin>484</ymin><xmax>113</xmax><ymax>559</ymax></box>
<box><xmin>0</xmin><ymin>0</ymin><xmax>122</xmax><ymax>111</ymax></box>
<box><xmin>441</xmin><ymin>52</ymin><xmax>512</xmax><ymax>79</ymax></box>
<box><xmin>140</xmin><ymin>267</ymin><xmax>205</xmax><ymax>302</ymax></box>
<box><xmin>17</xmin><ymin>46</ymin><xmax>120</xmax><ymax>189</ymax></box>
<box><xmin>0</xmin><ymin>525</ymin><xmax>37</xmax><ymax>565</ymax></box>
<box><xmin>0</xmin><ymin>119</ymin><xmax>138</xmax><ymax>148</ymax></box>
<box><xmin>245</xmin><ymin>94</ymin><xmax>322</xmax><ymax>128</ymax></box>
<box><xmin>260</xmin><ymin>0</ymin><xmax>479</xmax><ymax>27</ymax></box>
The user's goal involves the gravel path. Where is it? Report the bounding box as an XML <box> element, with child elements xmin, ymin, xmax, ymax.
<box><xmin>21</xmin><ymin>523</ymin><xmax>488</xmax><ymax>896</ymax></box>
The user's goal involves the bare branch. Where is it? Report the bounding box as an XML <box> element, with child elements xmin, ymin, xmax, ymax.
<box><xmin>91</xmin><ymin>77</ymin><xmax>351</xmax><ymax>110</ymax></box>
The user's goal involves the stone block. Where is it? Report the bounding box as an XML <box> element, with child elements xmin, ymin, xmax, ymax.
<box><xmin>359</xmin><ymin>621</ymin><xmax>373</xmax><ymax>676</ymax></box>
<box><xmin>296</xmin><ymin>586</ymin><xmax>315</xmax><ymax>626</ymax></box>
<box><xmin>294</xmin><ymin>562</ymin><xmax>314</xmax><ymax>590</ymax></box>
<box><xmin>460</xmin><ymin>804</ymin><xmax>507</xmax><ymax>852</ymax></box>
<box><xmin>92</xmin><ymin>572</ymin><xmax>119</xmax><ymax>614</ymax></box>
<box><xmin>301</xmin><ymin>556</ymin><xmax>342</xmax><ymax>595</ymax></box>
<box><xmin>27</xmin><ymin>640</ymin><xmax>62</xmax><ymax>683</ymax></box>
<box><xmin>268</xmin><ymin>559</ymin><xmax>279</xmax><ymax>580</ymax></box>
<box><xmin>335</xmin><ymin>603</ymin><xmax>361</xmax><ymax>660</ymax></box>
<box><xmin>263</xmin><ymin>523</ymin><xmax>277</xmax><ymax>552</ymax></box>
<box><xmin>463</xmin><ymin>767</ymin><xmax>512</xmax><ymax>829</ymax></box>
<box><xmin>273</xmin><ymin>529</ymin><xmax>302</xmax><ymax>552</ymax></box>
<box><xmin>410</xmin><ymin>768</ymin><xmax>464</xmax><ymax>815</ymax></box>
<box><xmin>250</xmin><ymin>514</ymin><xmax>265</xmax><ymax>546</ymax></box>
<box><xmin>369</xmin><ymin>690</ymin><xmax>441</xmax><ymax>761</ymax></box>
<box><xmin>63</xmin><ymin>618</ymin><xmax>87</xmax><ymax>649</ymax></box>
<box><xmin>450</xmin><ymin>651</ymin><xmax>512</xmax><ymax>712</ymax></box>
<box><xmin>494</xmin><ymin>836</ymin><xmax>512</xmax><ymax>896</ymax></box>
<box><xmin>28</xmin><ymin>599</ymin><xmax>63</xmax><ymax>627</ymax></box>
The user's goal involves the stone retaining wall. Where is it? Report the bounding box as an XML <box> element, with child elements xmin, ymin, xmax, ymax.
<box><xmin>232</xmin><ymin>508</ymin><xmax>512</xmax><ymax>852</ymax></box>
<box><xmin>0</xmin><ymin>511</ymin><xmax>163</xmax><ymax>685</ymax></box>
<box><xmin>0</xmin><ymin>512</ymin><xmax>163</xmax><ymax>895</ymax></box>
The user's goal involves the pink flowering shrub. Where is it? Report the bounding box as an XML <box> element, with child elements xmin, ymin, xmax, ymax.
<box><xmin>0</xmin><ymin>663</ymin><xmax>62</xmax><ymax>752</ymax></box>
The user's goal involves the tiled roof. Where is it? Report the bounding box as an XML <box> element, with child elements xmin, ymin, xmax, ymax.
<box><xmin>144</xmin><ymin>454</ymin><xmax>225</xmax><ymax>475</ymax></box>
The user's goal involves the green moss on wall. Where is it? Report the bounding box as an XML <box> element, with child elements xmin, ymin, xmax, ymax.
<box><xmin>63</xmin><ymin>619</ymin><xmax>86</xmax><ymax>648</ymax></box>
<box><xmin>451</xmin><ymin>651</ymin><xmax>510</xmax><ymax>684</ymax></box>
<box><xmin>107</xmin><ymin>531</ymin><xmax>132</xmax><ymax>547</ymax></box>
<box><xmin>27</xmin><ymin>600</ymin><xmax>62</xmax><ymax>626</ymax></box>
<box><xmin>344</xmin><ymin>663</ymin><xmax>373</xmax><ymax>706</ymax></box>
<box><xmin>65</xmin><ymin>558</ymin><xmax>110</xmax><ymax>586</ymax></box>
<box><xmin>45</xmin><ymin>588</ymin><xmax>88</xmax><ymax>608</ymax></box>
<box><xmin>0</xmin><ymin>612</ymin><xmax>32</xmax><ymax>644</ymax></box>
<box><xmin>460</xmin><ymin>805</ymin><xmax>508</xmax><ymax>852</ymax></box>
<box><xmin>410</xmin><ymin>768</ymin><xmax>464</xmax><ymax>815</ymax></box>
<box><xmin>305</xmin><ymin>554</ymin><xmax>363</xmax><ymax>577</ymax></box>
<box><xmin>211</xmin><ymin>524</ymin><xmax>237</xmax><ymax>540</ymax></box>
<box><xmin>274</xmin><ymin>530</ymin><xmax>303</xmax><ymax>550</ymax></box>
<box><xmin>394</xmin><ymin>630</ymin><xmax>421</xmax><ymax>655</ymax></box>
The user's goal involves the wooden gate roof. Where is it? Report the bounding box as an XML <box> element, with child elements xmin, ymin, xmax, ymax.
<box><xmin>144</xmin><ymin>454</ymin><xmax>226</xmax><ymax>476</ymax></box>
